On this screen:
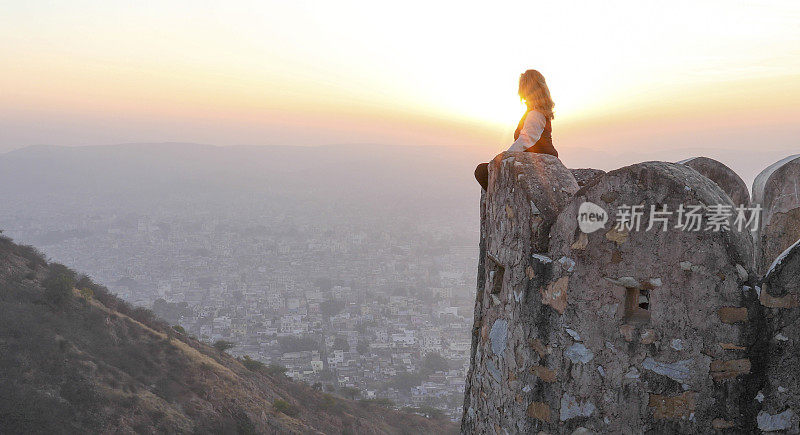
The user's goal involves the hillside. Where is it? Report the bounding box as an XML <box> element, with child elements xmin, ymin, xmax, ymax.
<box><xmin>0</xmin><ymin>234</ymin><xmax>457</xmax><ymax>434</ymax></box>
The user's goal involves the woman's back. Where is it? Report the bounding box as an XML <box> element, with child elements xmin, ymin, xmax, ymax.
<box><xmin>511</xmin><ymin>109</ymin><xmax>557</xmax><ymax>157</ymax></box>
<box><xmin>474</xmin><ymin>70</ymin><xmax>559</xmax><ymax>190</ymax></box>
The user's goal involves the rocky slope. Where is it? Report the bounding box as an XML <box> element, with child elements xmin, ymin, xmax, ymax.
<box><xmin>0</xmin><ymin>235</ymin><xmax>456</xmax><ymax>434</ymax></box>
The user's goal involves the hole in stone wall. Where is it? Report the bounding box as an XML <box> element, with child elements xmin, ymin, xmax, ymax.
<box><xmin>638</xmin><ymin>289</ymin><xmax>650</xmax><ymax>310</ymax></box>
<box><xmin>625</xmin><ymin>287</ymin><xmax>651</xmax><ymax>322</ymax></box>
<box><xmin>487</xmin><ymin>256</ymin><xmax>505</xmax><ymax>295</ymax></box>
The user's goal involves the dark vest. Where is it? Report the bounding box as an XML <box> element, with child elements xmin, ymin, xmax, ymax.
<box><xmin>514</xmin><ymin>108</ymin><xmax>557</xmax><ymax>157</ymax></box>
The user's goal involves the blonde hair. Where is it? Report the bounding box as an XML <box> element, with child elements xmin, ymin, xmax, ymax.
<box><xmin>518</xmin><ymin>70</ymin><xmax>554</xmax><ymax>119</ymax></box>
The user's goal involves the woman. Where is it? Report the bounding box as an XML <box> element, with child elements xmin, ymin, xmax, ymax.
<box><xmin>474</xmin><ymin>69</ymin><xmax>558</xmax><ymax>190</ymax></box>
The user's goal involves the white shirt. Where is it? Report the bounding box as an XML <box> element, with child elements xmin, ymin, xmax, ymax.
<box><xmin>507</xmin><ymin>111</ymin><xmax>546</xmax><ymax>152</ymax></box>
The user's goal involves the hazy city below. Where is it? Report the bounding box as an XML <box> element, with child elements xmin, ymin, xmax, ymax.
<box><xmin>0</xmin><ymin>142</ymin><xmax>486</xmax><ymax>419</ymax></box>
<box><xmin>0</xmin><ymin>141</ymin><xmax>796</xmax><ymax>420</ymax></box>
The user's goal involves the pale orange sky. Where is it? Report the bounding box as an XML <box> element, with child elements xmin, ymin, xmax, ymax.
<box><xmin>1</xmin><ymin>0</ymin><xmax>798</xmax><ymax>172</ymax></box>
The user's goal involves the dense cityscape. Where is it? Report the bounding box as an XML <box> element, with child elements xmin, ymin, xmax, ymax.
<box><xmin>1</xmin><ymin>191</ymin><xmax>478</xmax><ymax>421</ymax></box>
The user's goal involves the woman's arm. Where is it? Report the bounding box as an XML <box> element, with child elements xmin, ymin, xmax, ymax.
<box><xmin>507</xmin><ymin>111</ymin><xmax>546</xmax><ymax>152</ymax></box>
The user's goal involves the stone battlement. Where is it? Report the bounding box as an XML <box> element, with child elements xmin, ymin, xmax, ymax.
<box><xmin>462</xmin><ymin>153</ymin><xmax>800</xmax><ymax>434</ymax></box>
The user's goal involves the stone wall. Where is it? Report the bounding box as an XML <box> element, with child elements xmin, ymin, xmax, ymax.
<box><xmin>753</xmin><ymin>154</ymin><xmax>800</xmax><ymax>274</ymax></box>
<box><xmin>462</xmin><ymin>152</ymin><xmax>579</xmax><ymax>433</ymax></box>
<box><xmin>462</xmin><ymin>155</ymin><xmax>800</xmax><ymax>434</ymax></box>
<box><xmin>759</xmin><ymin>240</ymin><xmax>800</xmax><ymax>432</ymax></box>
<box><xmin>677</xmin><ymin>156</ymin><xmax>750</xmax><ymax>207</ymax></box>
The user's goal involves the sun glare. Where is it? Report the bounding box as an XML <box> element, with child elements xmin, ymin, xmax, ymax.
<box><xmin>0</xmin><ymin>0</ymin><xmax>797</xmax><ymax>150</ymax></box>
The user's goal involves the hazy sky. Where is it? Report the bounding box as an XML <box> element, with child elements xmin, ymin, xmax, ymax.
<box><xmin>1</xmin><ymin>1</ymin><xmax>798</xmax><ymax>169</ymax></box>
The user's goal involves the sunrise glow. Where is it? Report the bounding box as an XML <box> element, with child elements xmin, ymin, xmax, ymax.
<box><xmin>1</xmin><ymin>1</ymin><xmax>798</xmax><ymax>158</ymax></box>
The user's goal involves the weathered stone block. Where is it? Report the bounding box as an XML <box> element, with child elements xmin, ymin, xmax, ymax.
<box><xmin>709</xmin><ymin>358</ymin><xmax>751</xmax><ymax>381</ymax></box>
<box><xmin>570</xmin><ymin>168</ymin><xmax>606</xmax><ymax>188</ymax></box>
<box><xmin>677</xmin><ymin>156</ymin><xmax>750</xmax><ymax>207</ymax></box>
<box><xmin>717</xmin><ymin>306</ymin><xmax>748</xmax><ymax>324</ymax></box>
<box><xmin>543</xmin><ymin>162</ymin><xmax>756</xmax><ymax>432</ymax></box>
<box><xmin>757</xmin><ymin>409</ymin><xmax>798</xmax><ymax>432</ymax></box>
<box><xmin>531</xmin><ymin>365</ymin><xmax>558</xmax><ymax>383</ymax></box>
<box><xmin>485</xmin><ymin>152</ymin><xmax>579</xmax><ymax>257</ymax></box>
<box><xmin>760</xmin><ymin>238</ymin><xmax>800</xmax><ymax>433</ymax></box>
<box><xmin>527</xmin><ymin>401</ymin><xmax>552</xmax><ymax>422</ymax></box>
<box><xmin>541</xmin><ymin>276</ymin><xmax>568</xmax><ymax>314</ymax></box>
<box><xmin>460</xmin><ymin>153</ymin><xmax>800</xmax><ymax>433</ymax></box>
<box><xmin>648</xmin><ymin>391</ymin><xmax>696</xmax><ymax>420</ymax></box>
<box><xmin>560</xmin><ymin>393</ymin><xmax>596</xmax><ymax>421</ymax></box>
<box><xmin>464</xmin><ymin>161</ymin><xmax>757</xmax><ymax>434</ymax></box>
<box><xmin>753</xmin><ymin>154</ymin><xmax>800</xmax><ymax>273</ymax></box>
<box><xmin>462</xmin><ymin>153</ymin><xmax>578</xmax><ymax>434</ymax></box>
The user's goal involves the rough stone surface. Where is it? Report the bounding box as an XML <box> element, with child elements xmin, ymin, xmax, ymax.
<box><xmin>532</xmin><ymin>365</ymin><xmax>558</xmax><ymax>383</ymax></box>
<box><xmin>490</xmin><ymin>319</ymin><xmax>509</xmax><ymax>357</ymax></box>
<box><xmin>485</xmin><ymin>152</ymin><xmax>580</xmax><ymax>254</ymax></box>
<box><xmin>462</xmin><ymin>161</ymin><xmax>760</xmax><ymax>434</ymax></box>
<box><xmin>564</xmin><ymin>343</ymin><xmax>594</xmax><ymax>364</ymax></box>
<box><xmin>757</xmin><ymin>409</ymin><xmax>798</xmax><ymax>432</ymax></box>
<box><xmin>648</xmin><ymin>391</ymin><xmax>696</xmax><ymax>420</ymax></box>
<box><xmin>570</xmin><ymin>168</ymin><xmax>606</xmax><ymax>188</ymax></box>
<box><xmin>461</xmin><ymin>153</ymin><xmax>578</xmax><ymax>434</ymax></box>
<box><xmin>544</xmin><ymin>162</ymin><xmax>756</xmax><ymax>433</ymax></box>
<box><xmin>463</xmin><ymin>156</ymin><xmax>800</xmax><ymax>434</ymax></box>
<box><xmin>677</xmin><ymin>156</ymin><xmax>750</xmax><ymax>207</ymax></box>
<box><xmin>753</xmin><ymin>154</ymin><xmax>800</xmax><ymax>273</ymax></box>
<box><xmin>718</xmin><ymin>306</ymin><xmax>748</xmax><ymax>324</ymax></box>
<box><xmin>641</xmin><ymin>358</ymin><xmax>693</xmax><ymax>383</ymax></box>
<box><xmin>709</xmin><ymin>358</ymin><xmax>751</xmax><ymax>381</ymax></box>
<box><xmin>760</xmin><ymin>238</ymin><xmax>800</xmax><ymax>434</ymax></box>
<box><xmin>527</xmin><ymin>401</ymin><xmax>552</xmax><ymax>422</ymax></box>
<box><xmin>560</xmin><ymin>393</ymin><xmax>596</xmax><ymax>421</ymax></box>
